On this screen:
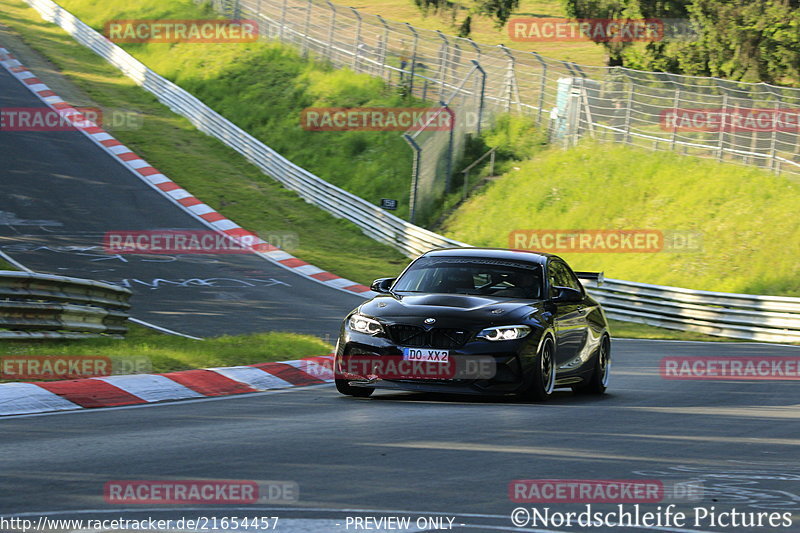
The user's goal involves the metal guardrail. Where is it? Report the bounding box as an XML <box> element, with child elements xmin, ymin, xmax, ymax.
<box><xmin>582</xmin><ymin>278</ymin><xmax>800</xmax><ymax>344</ymax></box>
<box><xmin>0</xmin><ymin>271</ymin><xmax>131</xmax><ymax>339</ymax></box>
<box><xmin>22</xmin><ymin>0</ymin><xmax>800</xmax><ymax>344</ymax></box>
<box><xmin>23</xmin><ymin>0</ymin><xmax>464</xmax><ymax>258</ymax></box>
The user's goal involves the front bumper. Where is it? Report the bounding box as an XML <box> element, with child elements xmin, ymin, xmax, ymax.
<box><xmin>337</xmin><ymin>329</ymin><xmax>536</xmax><ymax>395</ymax></box>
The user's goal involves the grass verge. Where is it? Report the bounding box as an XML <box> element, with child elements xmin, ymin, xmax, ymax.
<box><xmin>0</xmin><ymin>324</ymin><xmax>332</xmax><ymax>378</ymax></box>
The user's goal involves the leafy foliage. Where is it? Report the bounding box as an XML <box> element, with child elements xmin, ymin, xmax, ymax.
<box><xmin>411</xmin><ymin>0</ymin><xmax>520</xmax><ymax>36</ymax></box>
<box><xmin>563</xmin><ymin>0</ymin><xmax>800</xmax><ymax>84</ymax></box>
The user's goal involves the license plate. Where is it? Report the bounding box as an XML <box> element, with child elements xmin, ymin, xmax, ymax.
<box><xmin>402</xmin><ymin>348</ymin><xmax>449</xmax><ymax>363</ymax></box>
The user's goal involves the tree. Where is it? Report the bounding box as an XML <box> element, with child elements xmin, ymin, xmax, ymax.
<box><xmin>565</xmin><ymin>0</ymin><xmax>799</xmax><ymax>85</ymax></box>
<box><xmin>411</xmin><ymin>0</ymin><xmax>520</xmax><ymax>37</ymax></box>
<box><xmin>475</xmin><ymin>0</ymin><xmax>521</xmax><ymax>28</ymax></box>
<box><xmin>561</xmin><ymin>0</ymin><xmax>643</xmax><ymax>66</ymax></box>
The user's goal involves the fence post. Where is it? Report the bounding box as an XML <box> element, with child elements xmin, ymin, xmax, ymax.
<box><xmin>670</xmin><ymin>87</ymin><xmax>681</xmax><ymax>150</ymax></box>
<box><xmin>350</xmin><ymin>7</ymin><xmax>362</xmax><ymax>70</ymax></box>
<box><xmin>717</xmin><ymin>92</ymin><xmax>728</xmax><ymax>161</ymax></box>
<box><xmin>377</xmin><ymin>15</ymin><xmax>390</xmax><ymax>80</ymax></box>
<box><xmin>403</xmin><ymin>134</ymin><xmax>422</xmax><ymax>224</ymax></box>
<box><xmin>325</xmin><ymin>1</ymin><xmax>337</xmax><ymax>62</ymax></box>
<box><xmin>405</xmin><ymin>23</ymin><xmax>419</xmax><ymax>98</ymax></box>
<box><xmin>435</xmin><ymin>31</ymin><xmax>450</xmax><ymax>101</ymax></box>
<box><xmin>499</xmin><ymin>45</ymin><xmax>520</xmax><ymax>113</ymax></box>
<box><xmin>302</xmin><ymin>0</ymin><xmax>312</xmax><ymax>56</ymax></box>
<box><xmin>623</xmin><ymin>78</ymin><xmax>633</xmax><ymax>144</ymax></box>
<box><xmin>471</xmin><ymin>60</ymin><xmax>486</xmax><ymax>135</ymax></box>
<box><xmin>278</xmin><ymin>0</ymin><xmax>288</xmax><ymax>41</ymax></box>
<box><xmin>443</xmin><ymin>102</ymin><xmax>454</xmax><ymax>194</ymax></box>
<box><xmin>531</xmin><ymin>52</ymin><xmax>548</xmax><ymax>125</ymax></box>
<box><xmin>769</xmin><ymin>96</ymin><xmax>780</xmax><ymax>172</ymax></box>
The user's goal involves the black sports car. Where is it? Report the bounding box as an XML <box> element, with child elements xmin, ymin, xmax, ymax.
<box><xmin>334</xmin><ymin>248</ymin><xmax>610</xmax><ymax>401</ymax></box>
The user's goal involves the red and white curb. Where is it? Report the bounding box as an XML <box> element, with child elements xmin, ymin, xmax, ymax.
<box><xmin>0</xmin><ymin>46</ymin><xmax>374</xmax><ymax>298</ymax></box>
<box><xmin>0</xmin><ymin>355</ymin><xmax>334</xmax><ymax>416</ymax></box>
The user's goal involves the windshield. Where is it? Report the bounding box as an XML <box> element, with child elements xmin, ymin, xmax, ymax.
<box><xmin>393</xmin><ymin>256</ymin><xmax>544</xmax><ymax>299</ymax></box>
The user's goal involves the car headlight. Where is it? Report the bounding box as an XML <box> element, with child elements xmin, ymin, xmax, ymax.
<box><xmin>348</xmin><ymin>313</ymin><xmax>384</xmax><ymax>336</ymax></box>
<box><xmin>477</xmin><ymin>325</ymin><xmax>531</xmax><ymax>341</ymax></box>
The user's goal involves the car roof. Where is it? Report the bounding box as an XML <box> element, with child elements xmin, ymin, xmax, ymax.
<box><xmin>421</xmin><ymin>247</ymin><xmax>557</xmax><ymax>265</ymax></box>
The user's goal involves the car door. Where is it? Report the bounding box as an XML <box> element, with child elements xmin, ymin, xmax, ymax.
<box><xmin>548</xmin><ymin>259</ymin><xmax>589</xmax><ymax>366</ymax></box>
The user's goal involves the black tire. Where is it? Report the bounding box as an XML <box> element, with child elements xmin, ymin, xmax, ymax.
<box><xmin>572</xmin><ymin>336</ymin><xmax>610</xmax><ymax>395</ymax></box>
<box><xmin>521</xmin><ymin>336</ymin><xmax>556</xmax><ymax>402</ymax></box>
<box><xmin>335</xmin><ymin>378</ymin><xmax>374</xmax><ymax>397</ymax></box>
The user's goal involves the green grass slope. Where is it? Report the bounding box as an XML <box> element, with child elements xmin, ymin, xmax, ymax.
<box><xmin>441</xmin><ymin>142</ymin><xmax>800</xmax><ymax>296</ymax></box>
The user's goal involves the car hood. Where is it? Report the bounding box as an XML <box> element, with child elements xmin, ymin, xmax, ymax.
<box><xmin>358</xmin><ymin>293</ymin><xmax>544</xmax><ymax>326</ymax></box>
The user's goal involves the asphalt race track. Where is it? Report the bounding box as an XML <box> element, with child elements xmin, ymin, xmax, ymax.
<box><xmin>1</xmin><ymin>41</ymin><xmax>799</xmax><ymax>533</ymax></box>
<box><xmin>1</xmin><ymin>340</ymin><xmax>799</xmax><ymax>532</ymax></box>
<box><xmin>0</xmin><ymin>65</ymin><xmax>364</xmax><ymax>339</ymax></box>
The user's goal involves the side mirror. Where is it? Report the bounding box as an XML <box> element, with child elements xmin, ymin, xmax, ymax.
<box><xmin>552</xmin><ymin>286</ymin><xmax>583</xmax><ymax>303</ymax></box>
<box><xmin>370</xmin><ymin>277</ymin><xmax>396</xmax><ymax>293</ymax></box>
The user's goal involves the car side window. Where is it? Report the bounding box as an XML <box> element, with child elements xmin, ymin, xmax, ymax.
<box><xmin>547</xmin><ymin>262</ymin><xmax>559</xmax><ymax>297</ymax></box>
<box><xmin>549</xmin><ymin>260</ymin><xmax>582</xmax><ymax>296</ymax></box>
<box><xmin>561</xmin><ymin>262</ymin><xmax>584</xmax><ymax>292</ymax></box>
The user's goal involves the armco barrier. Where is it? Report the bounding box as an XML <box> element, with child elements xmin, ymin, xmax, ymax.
<box><xmin>0</xmin><ymin>271</ymin><xmax>131</xmax><ymax>339</ymax></box>
<box><xmin>23</xmin><ymin>0</ymin><xmax>464</xmax><ymax>258</ymax></box>
<box><xmin>21</xmin><ymin>0</ymin><xmax>800</xmax><ymax>344</ymax></box>
<box><xmin>582</xmin><ymin>278</ymin><xmax>800</xmax><ymax>344</ymax></box>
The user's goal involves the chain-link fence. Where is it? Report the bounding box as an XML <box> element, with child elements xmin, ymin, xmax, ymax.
<box><xmin>403</xmin><ymin>61</ymin><xmax>485</xmax><ymax>223</ymax></box>
<box><xmin>210</xmin><ymin>0</ymin><xmax>800</xmax><ymax>184</ymax></box>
